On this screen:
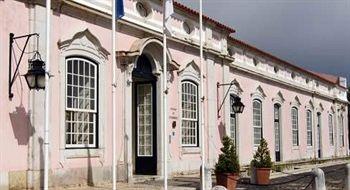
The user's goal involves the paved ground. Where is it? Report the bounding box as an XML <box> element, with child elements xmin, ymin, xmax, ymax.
<box><xmin>60</xmin><ymin>162</ymin><xmax>349</xmax><ymax>190</ymax></box>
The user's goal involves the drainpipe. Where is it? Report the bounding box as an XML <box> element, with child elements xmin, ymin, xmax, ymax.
<box><xmin>43</xmin><ymin>0</ymin><xmax>51</xmax><ymax>189</ymax></box>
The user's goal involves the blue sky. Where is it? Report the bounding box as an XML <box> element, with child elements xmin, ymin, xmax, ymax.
<box><xmin>177</xmin><ymin>0</ymin><xmax>350</xmax><ymax>85</ymax></box>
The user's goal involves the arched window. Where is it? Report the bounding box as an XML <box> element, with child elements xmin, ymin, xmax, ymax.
<box><xmin>306</xmin><ymin>110</ymin><xmax>313</xmax><ymax>146</ymax></box>
<box><xmin>274</xmin><ymin>104</ymin><xmax>281</xmax><ymax>162</ymax></box>
<box><xmin>328</xmin><ymin>114</ymin><xmax>334</xmax><ymax>146</ymax></box>
<box><xmin>253</xmin><ymin>99</ymin><xmax>262</xmax><ymax>146</ymax></box>
<box><xmin>291</xmin><ymin>107</ymin><xmax>299</xmax><ymax>146</ymax></box>
<box><xmin>65</xmin><ymin>57</ymin><xmax>98</xmax><ymax>148</ymax></box>
<box><xmin>181</xmin><ymin>81</ymin><xmax>198</xmax><ymax>146</ymax></box>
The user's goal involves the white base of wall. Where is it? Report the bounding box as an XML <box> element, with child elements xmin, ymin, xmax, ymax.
<box><xmin>169</xmin><ymin>159</ymin><xmax>202</xmax><ymax>175</ymax></box>
<box><xmin>0</xmin><ymin>171</ymin><xmax>9</xmax><ymax>190</ymax></box>
<box><xmin>3</xmin><ymin>164</ymin><xmax>126</xmax><ymax>189</ymax></box>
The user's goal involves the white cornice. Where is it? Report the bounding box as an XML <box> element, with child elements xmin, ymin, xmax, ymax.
<box><xmin>231</xmin><ymin>62</ymin><xmax>348</xmax><ymax>104</ymax></box>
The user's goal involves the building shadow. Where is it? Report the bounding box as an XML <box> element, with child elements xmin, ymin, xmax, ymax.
<box><xmin>38</xmin><ymin>137</ymin><xmax>44</xmax><ymax>189</ymax></box>
<box><xmin>218</xmin><ymin>121</ymin><xmax>225</xmax><ymax>140</ymax></box>
<box><xmin>87</xmin><ymin>149</ymin><xmax>94</xmax><ymax>186</ymax></box>
<box><xmin>9</xmin><ymin>105</ymin><xmax>35</xmax><ymax>145</ymax></box>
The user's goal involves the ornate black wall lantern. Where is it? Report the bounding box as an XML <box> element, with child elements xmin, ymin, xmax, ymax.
<box><xmin>231</xmin><ymin>96</ymin><xmax>245</xmax><ymax>114</ymax></box>
<box><xmin>217</xmin><ymin>81</ymin><xmax>245</xmax><ymax>117</ymax></box>
<box><xmin>24</xmin><ymin>52</ymin><xmax>46</xmax><ymax>90</ymax></box>
<box><xmin>8</xmin><ymin>33</ymin><xmax>45</xmax><ymax>98</ymax></box>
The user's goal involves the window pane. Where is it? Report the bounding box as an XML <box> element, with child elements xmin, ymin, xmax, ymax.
<box><xmin>181</xmin><ymin>81</ymin><xmax>198</xmax><ymax>146</ymax></box>
<box><xmin>65</xmin><ymin>58</ymin><xmax>97</xmax><ymax>148</ymax></box>
<box><xmin>307</xmin><ymin>111</ymin><xmax>313</xmax><ymax>146</ymax></box>
<box><xmin>329</xmin><ymin>114</ymin><xmax>334</xmax><ymax>146</ymax></box>
<box><xmin>292</xmin><ymin>108</ymin><xmax>299</xmax><ymax>146</ymax></box>
<box><xmin>253</xmin><ymin>100</ymin><xmax>262</xmax><ymax>146</ymax></box>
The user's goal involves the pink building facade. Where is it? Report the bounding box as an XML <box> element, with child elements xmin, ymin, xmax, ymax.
<box><xmin>0</xmin><ymin>0</ymin><xmax>348</xmax><ymax>189</ymax></box>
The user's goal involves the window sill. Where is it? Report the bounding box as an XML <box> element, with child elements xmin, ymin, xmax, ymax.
<box><xmin>292</xmin><ymin>146</ymin><xmax>300</xmax><ymax>150</ymax></box>
<box><xmin>181</xmin><ymin>147</ymin><xmax>201</xmax><ymax>155</ymax></box>
<box><xmin>63</xmin><ymin>148</ymin><xmax>104</xmax><ymax>159</ymax></box>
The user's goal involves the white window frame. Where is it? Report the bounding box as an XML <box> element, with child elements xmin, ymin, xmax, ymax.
<box><xmin>181</xmin><ymin>80</ymin><xmax>199</xmax><ymax>147</ymax></box>
<box><xmin>136</xmin><ymin>84</ymin><xmax>153</xmax><ymax>157</ymax></box>
<box><xmin>306</xmin><ymin>110</ymin><xmax>313</xmax><ymax>146</ymax></box>
<box><xmin>65</xmin><ymin>57</ymin><xmax>98</xmax><ymax>148</ymax></box>
<box><xmin>57</xmin><ymin>29</ymin><xmax>109</xmax><ymax>160</ymax></box>
<box><xmin>329</xmin><ymin>114</ymin><xmax>334</xmax><ymax>146</ymax></box>
<box><xmin>339</xmin><ymin>115</ymin><xmax>345</xmax><ymax>147</ymax></box>
<box><xmin>292</xmin><ymin>107</ymin><xmax>299</xmax><ymax>146</ymax></box>
<box><xmin>274</xmin><ymin>104</ymin><xmax>281</xmax><ymax>153</ymax></box>
<box><xmin>253</xmin><ymin>99</ymin><xmax>263</xmax><ymax>147</ymax></box>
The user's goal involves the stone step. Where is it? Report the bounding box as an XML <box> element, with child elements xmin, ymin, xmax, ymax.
<box><xmin>132</xmin><ymin>175</ymin><xmax>162</xmax><ymax>183</ymax></box>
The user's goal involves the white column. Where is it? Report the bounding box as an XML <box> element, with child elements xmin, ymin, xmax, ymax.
<box><xmin>112</xmin><ymin>0</ymin><xmax>117</xmax><ymax>189</ymax></box>
<box><xmin>163</xmin><ymin>30</ymin><xmax>168</xmax><ymax>190</ymax></box>
<box><xmin>124</xmin><ymin>63</ymin><xmax>134</xmax><ymax>182</ymax></box>
<box><xmin>199</xmin><ymin>1</ymin><xmax>206</xmax><ymax>190</ymax></box>
<box><xmin>44</xmin><ymin>0</ymin><xmax>51</xmax><ymax>189</ymax></box>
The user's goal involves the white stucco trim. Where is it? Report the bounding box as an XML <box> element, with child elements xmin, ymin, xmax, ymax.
<box><xmin>57</xmin><ymin>29</ymin><xmax>109</xmax><ymax>162</ymax></box>
<box><xmin>251</xmin><ymin>85</ymin><xmax>266</xmax><ymax>101</ymax></box>
<box><xmin>178</xmin><ymin>60</ymin><xmax>201</xmax><ymax>153</ymax></box>
<box><xmin>305</xmin><ymin>100</ymin><xmax>315</xmax><ymax>154</ymax></box>
<box><xmin>290</xmin><ymin>96</ymin><xmax>301</xmax><ymax>108</ymax></box>
<box><xmin>272</xmin><ymin>91</ymin><xmax>285</xmax><ymax>105</ymax></box>
<box><xmin>272</xmin><ymin>101</ymin><xmax>284</xmax><ymax>162</ymax></box>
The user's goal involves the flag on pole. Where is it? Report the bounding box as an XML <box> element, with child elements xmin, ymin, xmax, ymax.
<box><xmin>116</xmin><ymin>0</ymin><xmax>125</xmax><ymax>19</ymax></box>
<box><xmin>163</xmin><ymin>0</ymin><xmax>174</xmax><ymax>35</ymax></box>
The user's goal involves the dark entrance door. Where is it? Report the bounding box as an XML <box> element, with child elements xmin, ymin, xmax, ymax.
<box><xmin>317</xmin><ymin>112</ymin><xmax>322</xmax><ymax>158</ymax></box>
<box><xmin>274</xmin><ymin>104</ymin><xmax>281</xmax><ymax>162</ymax></box>
<box><xmin>133</xmin><ymin>54</ymin><xmax>157</xmax><ymax>175</ymax></box>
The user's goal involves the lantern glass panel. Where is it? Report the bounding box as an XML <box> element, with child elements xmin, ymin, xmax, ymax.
<box><xmin>239</xmin><ymin>104</ymin><xmax>245</xmax><ymax>113</ymax></box>
<box><xmin>37</xmin><ymin>75</ymin><xmax>46</xmax><ymax>89</ymax></box>
<box><xmin>25</xmin><ymin>74</ymin><xmax>36</xmax><ymax>89</ymax></box>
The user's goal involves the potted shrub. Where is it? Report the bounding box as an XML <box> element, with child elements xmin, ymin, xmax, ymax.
<box><xmin>215</xmin><ymin>136</ymin><xmax>240</xmax><ymax>190</ymax></box>
<box><xmin>250</xmin><ymin>138</ymin><xmax>273</xmax><ymax>185</ymax></box>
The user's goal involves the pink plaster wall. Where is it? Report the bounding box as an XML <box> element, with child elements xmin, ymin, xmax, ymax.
<box><xmin>0</xmin><ymin>0</ymin><xmax>348</xmax><ymax>180</ymax></box>
<box><xmin>0</xmin><ymin>0</ymin><xmax>32</xmax><ymax>171</ymax></box>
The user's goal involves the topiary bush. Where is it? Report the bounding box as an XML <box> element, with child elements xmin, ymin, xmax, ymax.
<box><xmin>215</xmin><ymin>136</ymin><xmax>240</xmax><ymax>174</ymax></box>
<box><xmin>251</xmin><ymin>138</ymin><xmax>273</xmax><ymax>168</ymax></box>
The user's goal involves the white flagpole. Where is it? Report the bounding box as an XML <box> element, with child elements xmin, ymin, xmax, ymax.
<box><xmin>44</xmin><ymin>0</ymin><xmax>51</xmax><ymax>189</ymax></box>
<box><xmin>163</xmin><ymin>20</ymin><xmax>168</xmax><ymax>190</ymax></box>
<box><xmin>112</xmin><ymin>0</ymin><xmax>117</xmax><ymax>189</ymax></box>
<box><xmin>199</xmin><ymin>0</ymin><xmax>205</xmax><ymax>190</ymax></box>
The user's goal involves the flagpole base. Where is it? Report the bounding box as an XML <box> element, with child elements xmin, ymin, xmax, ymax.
<box><xmin>200</xmin><ymin>165</ymin><xmax>212</xmax><ymax>190</ymax></box>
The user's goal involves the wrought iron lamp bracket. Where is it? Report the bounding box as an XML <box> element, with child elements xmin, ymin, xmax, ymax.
<box><xmin>217</xmin><ymin>81</ymin><xmax>235</xmax><ymax>116</ymax></box>
<box><xmin>8</xmin><ymin>33</ymin><xmax>39</xmax><ymax>99</ymax></box>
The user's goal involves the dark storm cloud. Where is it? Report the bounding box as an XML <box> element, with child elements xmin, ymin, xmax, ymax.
<box><xmin>177</xmin><ymin>0</ymin><xmax>350</xmax><ymax>84</ymax></box>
